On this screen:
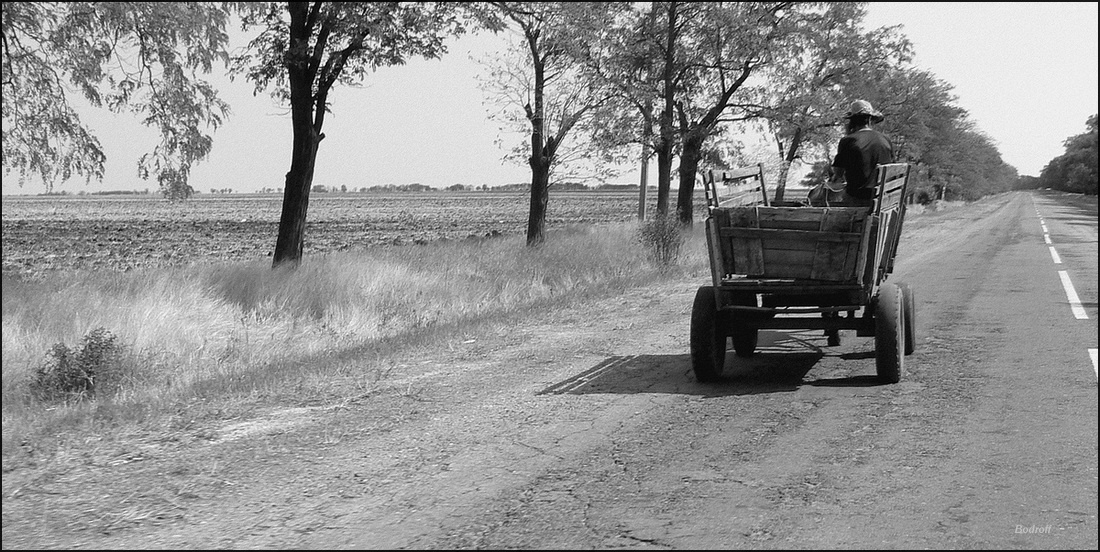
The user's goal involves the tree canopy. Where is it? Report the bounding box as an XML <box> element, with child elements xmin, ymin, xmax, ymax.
<box><xmin>2</xmin><ymin>1</ymin><xmax>234</xmax><ymax>199</ymax></box>
<box><xmin>1039</xmin><ymin>114</ymin><xmax>1098</xmax><ymax>195</ymax></box>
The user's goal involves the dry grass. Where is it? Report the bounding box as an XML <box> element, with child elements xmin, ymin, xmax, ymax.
<box><xmin>1</xmin><ymin>220</ymin><xmax>708</xmax><ymax>463</ymax></box>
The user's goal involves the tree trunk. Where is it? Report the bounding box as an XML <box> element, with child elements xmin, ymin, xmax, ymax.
<box><xmin>655</xmin><ymin>138</ymin><xmax>672</xmax><ymax>216</ymax></box>
<box><xmin>654</xmin><ymin>1</ymin><xmax>677</xmax><ymax>217</ymax></box>
<box><xmin>272</xmin><ymin>4</ymin><xmax>322</xmax><ymax>268</ymax></box>
<box><xmin>272</xmin><ymin>132</ymin><xmax>321</xmax><ymax>267</ymax></box>
<box><xmin>675</xmin><ymin>131</ymin><xmax>705</xmax><ymax>225</ymax></box>
<box><xmin>527</xmin><ymin>155</ymin><xmax>550</xmax><ymax>246</ymax></box>
<box><xmin>775</xmin><ymin>160</ymin><xmax>791</xmax><ymax>202</ymax></box>
<box><xmin>772</xmin><ymin>127</ymin><xmax>803</xmax><ymax>203</ymax></box>
<box><xmin>638</xmin><ymin>99</ymin><xmax>653</xmax><ymax>220</ymax></box>
<box><xmin>638</xmin><ymin>149</ymin><xmax>649</xmax><ymax>220</ymax></box>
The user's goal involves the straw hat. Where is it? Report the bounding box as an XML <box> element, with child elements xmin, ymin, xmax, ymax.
<box><xmin>844</xmin><ymin>99</ymin><xmax>884</xmax><ymax>123</ymax></box>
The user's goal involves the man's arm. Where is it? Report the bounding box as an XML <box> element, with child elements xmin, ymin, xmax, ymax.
<box><xmin>826</xmin><ymin>166</ymin><xmax>846</xmax><ymax>192</ymax></box>
<box><xmin>829</xmin><ymin>166</ymin><xmax>845</xmax><ymax>183</ymax></box>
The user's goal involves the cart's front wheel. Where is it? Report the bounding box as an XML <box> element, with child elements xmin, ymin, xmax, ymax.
<box><xmin>874</xmin><ymin>283</ymin><xmax>904</xmax><ymax>383</ymax></box>
<box><xmin>691</xmin><ymin>286</ymin><xmax>727</xmax><ymax>382</ymax></box>
<box><xmin>899</xmin><ymin>282</ymin><xmax>916</xmax><ymax>355</ymax></box>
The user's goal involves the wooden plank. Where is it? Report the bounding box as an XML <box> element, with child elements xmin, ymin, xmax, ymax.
<box><xmin>705</xmin><ymin>217</ymin><xmax>724</xmax><ymax>288</ymax></box>
<box><xmin>722</xmin><ymin>189</ymin><xmax>755</xmax><ymax>201</ymax></box>
<box><xmin>811</xmin><ymin>242</ymin><xmax>859</xmax><ymax>281</ymax></box>
<box><xmin>860</xmin><ymin>214</ymin><xmax>881</xmax><ymax>287</ymax></box>
<box><xmin>755</xmin><ymin>207</ymin><xmax>831</xmax><ymax>224</ymax></box>
<box><xmin>723</xmin><ymin>207</ymin><xmax>762</xmax><ymax>275</ymax></box>
<box><xmin>763</xmin><ymin>251</ymin><xmax>816</xmax><ymax>278</ymax></box>
<box><xmin>763</xmin><ymin>248</ymin><xmax>817</xmax><ymax>265</ymax></box>
<box><xmin>821</xmin><ymin>208</ymin><xmax>869</xmax><ymax>232</ymax></box>
<box><xmin>876</xmin><ymin>210</ymin><xmax>899</xmax><ymax>279</ymax></box>
<box><xmin>707</xmin><ymin>165</ymin><xmax>768</xmax><ymax>208</ymax></box>
<box><xmin>730</xmin><ymin>238</ymin><xmax>763</xmax><ymax>275</ymax></box>
<box><xmin>880</xmin><ymin>164</ymin><xmax>909</xmax><ymax>184</ymax></box>
<box><xmin>714</xmin><ymin>166</ymin><xmax>763</xmax><ymax>181</ymax></box>
<box><xmin>720</xmin><ymin>227</ymin><xmax>863</xmax><ymax>243</ymax></box>
<box><xmin>718</xmin><ymin>185</ymin><xmax>763</xmax><ymax>207</ymax></box>
<box><xmin>723</xmin><ymin>206</ymin><xmax>760</xmax><ymax>227</ymax></box>
<box><xmin>817</xmin><ymin>209</ymin><xmax>866</xmax><ymax>281</ymax></box>
<box><xmin>881</xmin><ymin>193</ymin><xmax>902</xmax><ymax>211</ymax></box>
<box><xmin>841</xmin><ymin>240</ymin><xmax>860</xmax><ymax>281</ymax></box>
<box><xmin>758</xmin><ymin>168</ymin><xmax>770</xmax><ymax>206</ymax></box>
<box><xmin>761</xmin><ymin>265</ymin><xmax>813</xmax><ymax>280</ymax></box>
<box><xmin>718</xmin><ymin>279</ymin><xmax>864</xmax><ymax>293</ymax></box>
<box><xmin>763</xmin><ymin>239</ymin><xmax>822</xmax><ymax>253</ymax></box>
<box><xmin>713</xmin><ymin>209</ymin><xmax>736</xmax><ymax>277</ymax></box>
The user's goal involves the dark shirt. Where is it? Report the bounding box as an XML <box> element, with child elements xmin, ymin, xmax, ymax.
<box><xmin>832</xmin><ymin>128</ymin><xmax>893</xmax><ymax>199</ymax></box>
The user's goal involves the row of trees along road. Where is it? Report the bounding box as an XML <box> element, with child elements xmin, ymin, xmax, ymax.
<box><xmin>1032</xmin><ymin>114</ymin><xmax>1098</xmax><ymax>195</ymax></box>
<box><xmin>3</xmin><ymin>2</ymin><xmax>1032</xmax><ymax>267</ymax></box>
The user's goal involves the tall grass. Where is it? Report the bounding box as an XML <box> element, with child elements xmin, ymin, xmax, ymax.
<box><xmin>2</xmin><ymin>221</ymin><xmax>706</xmax><ymax>456</ymax></box>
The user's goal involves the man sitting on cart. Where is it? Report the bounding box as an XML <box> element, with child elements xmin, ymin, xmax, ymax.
<box><xmin>818</xmin><ymin>99</ymin><xmax>894</xmax><ymax>207</ymax></box>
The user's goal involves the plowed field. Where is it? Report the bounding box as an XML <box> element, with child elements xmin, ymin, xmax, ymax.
<box><xmin>2</xmin><ymin>190</ymin><xmax>699</xmax><ymax>276</ymax></box>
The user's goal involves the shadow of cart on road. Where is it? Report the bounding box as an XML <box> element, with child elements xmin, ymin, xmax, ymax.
<box><xmin>540</xmin><ymin>329</ymin><xmax>885</xmax><ymax>397</ymax></box>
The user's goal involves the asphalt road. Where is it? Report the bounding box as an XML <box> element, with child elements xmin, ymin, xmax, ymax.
<box><xmin>3</xmin><ymin>191</ymin><xmax>1096</xmax><ymax>550</ymax></box>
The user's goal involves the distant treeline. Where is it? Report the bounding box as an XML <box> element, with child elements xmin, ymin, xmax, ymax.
<box><xmin>305</xmin><ymin>182</ymin><xmax>646</xmax><ymax>193</ymax></box>
<box><xmin>35</xmin><ymin>190</ymin><xmax>152</xmax><ymax>196</ymax></box>
<box><xmin>1034</xmin><ymin>114</ymin><xmax>1097</xmax><ymax>195</ymax></box>
<box><xmin>25</xmin><ymin>183</ymin><xmax>682</xmax><ymax>198</ymax></box>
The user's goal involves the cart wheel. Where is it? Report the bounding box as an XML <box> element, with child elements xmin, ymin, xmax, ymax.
<box><xmin>874</xmin><ymin>283</ymin><xmax>904</xmax><ymax>384</ymax></box>
<box><xmin>899</xmin><ymin>282</ymin><xmax>916</xmax><ymax>355</ymax></box>
<box><xmin>691</xmin><ymin>286</ymin><xmax>727</xmax><ymax>382</ymax></box>
<box><xmin>730</xmin><ymin>293</ymin><xmax>758</xmax><ymax>357</ymax></box>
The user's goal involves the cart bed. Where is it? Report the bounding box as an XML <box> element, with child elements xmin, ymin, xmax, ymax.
<box><xmin>709</xmin><ymin>206</ymin><xmax>871</xmax><ymax>283</ymax></box>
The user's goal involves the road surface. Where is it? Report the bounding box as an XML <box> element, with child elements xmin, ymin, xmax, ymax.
<box><xmin>2</xmin><ymin>190</ymin><xmax>1096</xmax><ymax>550</ymax></box>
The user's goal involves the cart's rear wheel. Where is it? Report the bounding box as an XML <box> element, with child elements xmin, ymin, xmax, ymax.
<box><xmin>691</xmin><ymin>286</ymin><xmax>727</xmax><ymax>382</ymax></box>
<box><xmin>899</xmin><ymin>282</ymin><xmax>916</xmax><ymax>355</ymax></box>
<box><xmin>874</xmin><ymin>283</ymin><xmax>904</xmax><ymax>384</ymax></box>
<box><xmin>730</xmin><ymin>293</ymin><xmax>758</xmax><ymax>357</ymax></box>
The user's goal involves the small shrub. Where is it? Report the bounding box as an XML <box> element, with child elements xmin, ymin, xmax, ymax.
<box><xmin>638</xmin><ymin>214</ymin><xmax>685</xmax><ymax>268</ymax></box>
<box><xmin>31</xmin><ymin>327</ymin><xmax>123</xmax><ymax>401</ymax></box>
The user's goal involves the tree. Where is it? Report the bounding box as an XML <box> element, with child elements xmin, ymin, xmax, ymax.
<box><xmin>231</xmin><ymin>2</ymin><xmax>495</xmax><ymax>266</ymax></box>
<box><xmin>596</xmin><ymin>2</ymin><xmax>807</xmax><ymax>224</ymax></box>
<box><xmin>485</xmin><ymin>2</ymin><xmax>613</xmax><ymax>245</ymax></box>
<box><xmin>2</xmin><ymin>2</ymin><xmax>234</xmax><ymax>199</ymax></box>
<box><xmin>669</xmin><ymin>2</ymin><xmax>811</xmax><ymax>224</ymax></box>
<box><xmin>581</xmin><ymin>2</ymin><xmax>667</xmax><ymax>218</ymax></box>
<box><xmin>758</xmin><ymin>2</ymin><xmax>912</xmax><ymax>202</ymax></box>
<box><xmin>652</xmin><ymin>1</ymin><xmax>693</xmax><ymax>219</ymax></box>
<box><xmin>866</xmin><ymin>68</ymin><xmax>997</xmax><ymax>201</ymax></box>
<box><xmin>1040</xmin><ymin>114</ymin><xmax>1098</xmax><ymax>195</ymax></box>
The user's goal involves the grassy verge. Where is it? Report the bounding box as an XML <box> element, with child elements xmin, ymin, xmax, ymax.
<box><xmin>2</xmin><ymin>220</ymin><xmax>708</xmax><ymax>466</ymax></box>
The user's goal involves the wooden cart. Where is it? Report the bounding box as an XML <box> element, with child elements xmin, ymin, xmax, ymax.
<box><xmin>691</xmin><ymin>163</ymin><xmax>914</xmax><ymax>383</ymax></box>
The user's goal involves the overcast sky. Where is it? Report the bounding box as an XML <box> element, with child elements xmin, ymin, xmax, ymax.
<box><xmin>3</xmin><ymin>2</ymin><xmax>1097</xmax><ymax>196</ymax></box>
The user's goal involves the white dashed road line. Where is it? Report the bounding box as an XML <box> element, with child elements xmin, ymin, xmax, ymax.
<box><xmin>1057</xmin><ymin>271</ymin><xmax>1088</xmax><ymax>320</ymax></box>
<box><xmin>1037</xmin><ymin>200</ymin><xmax>1095</xmax><ymax>380</ymax></box>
